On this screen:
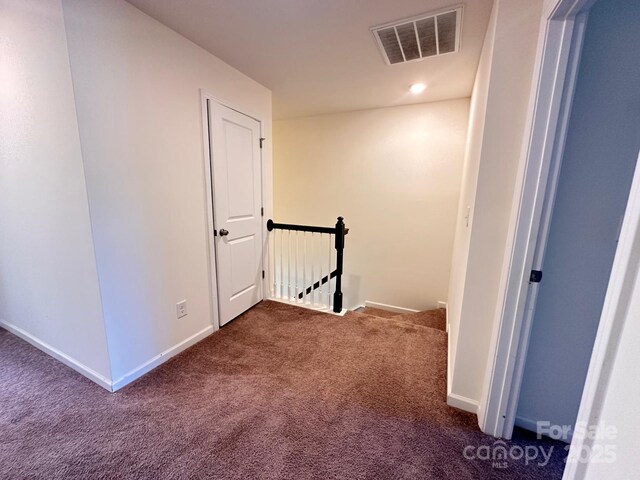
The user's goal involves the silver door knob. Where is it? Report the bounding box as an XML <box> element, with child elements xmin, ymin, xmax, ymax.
<box><xmin>219</xmin><ymin>229</ymin><xmax>229</xmax><ymax>236</ymax></box>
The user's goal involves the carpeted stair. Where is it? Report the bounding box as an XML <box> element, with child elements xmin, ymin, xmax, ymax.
<box><xmin>349</xmin><ymin>306</ymin><xmax>447</xmax><ymax>331</ymax></box>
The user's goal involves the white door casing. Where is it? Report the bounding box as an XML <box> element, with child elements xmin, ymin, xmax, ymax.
<box><xmin>478</xmin><ymin>0</ymin><xmax>599</xmax><ymax>439</ymax></box>
<box><xmin>208</xmin><ymin>100</ymin><xmax>263</xmax><ymax>326</ymax></box>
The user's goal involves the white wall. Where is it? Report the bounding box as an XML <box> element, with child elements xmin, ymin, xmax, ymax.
<box><xmin>447</xmin><ymin>1</ymin><xmax>497</xmax><ymax>391</ymax></box>
<box><xmin>61</xmin><ymin>0</ymin><xmax>272</xmax><ymax>385</ymax></box>
<box><xmin>447</xmin><ymin>0</ymin><xmax>543</xmax><ymax>409</ymax></box>
<box><xmin>582</xmin><ymin>235</ymin><xmax>640</xmax><ymax>479</ymax></box>
<box><xmin>0</xmin><ymin>0</ymin><xmax>111</xmax><ymax>383</ymax></box>
<box><xmin>274</xmin><ymin>100</ymin><xmax>469</xmax><ymax>310</ymax></box>
<box><xmin>517</xmin><ymin>0</ymin><xmax>640</xmax><ymax>433</ymax></box>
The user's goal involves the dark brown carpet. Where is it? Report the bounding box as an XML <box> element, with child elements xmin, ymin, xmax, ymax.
<box><xmin>0</xmin><ymin>301</ymin><xmax>565</xmax><ymax>479</ymax></box>
<box><xmin>359</xmin><ymin>307</ymin><xmax>401</xmax><ymax>319</ymax></box>
<box><xmin>360</xmin><ymin>307</ymin><xmax>447</xmax><ymax>331</ymax></box>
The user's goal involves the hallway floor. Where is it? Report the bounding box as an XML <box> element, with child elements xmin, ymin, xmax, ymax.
<box><xmin>1</xmin><ymin>301</ymin><xmax>565</xmax><ymax>479</ymax></box>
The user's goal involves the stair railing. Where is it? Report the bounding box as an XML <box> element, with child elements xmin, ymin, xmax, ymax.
<box><xmin>266</xmin><ymin>217</ymin><xmax>348</xmax><ymax>313</ymax></box>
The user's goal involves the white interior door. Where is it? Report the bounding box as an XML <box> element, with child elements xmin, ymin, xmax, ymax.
<box><xmin>208</xmin><ymin>101</ymin><xmax>263</xmax><ymax>326</ymax></box>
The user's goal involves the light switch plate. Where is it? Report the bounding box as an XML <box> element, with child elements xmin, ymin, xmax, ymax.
<box><xmin>176</xmin><ymin>300</ymin><xmax>187</xmax><ymax>319</ymax></box>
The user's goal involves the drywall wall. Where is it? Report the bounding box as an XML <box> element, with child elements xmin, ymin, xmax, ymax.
<box><xmin>61</xmin><ymin>0</ymin><xmax>272</xmax><ymax>384</ymax></box>
<box><xmin>446</xmin><ymin>0</ymin><xmax>497</xmax><ymax>393</ymax></box>
<box><xmin>517</xmin><ymin>0</ymin><xmax>640</xmax><ymax>433</ymax></box>
<box><xmin>447</xmin><ymin>0</ymin><xmax>543</xmax><ymax>409</ymax></box>
<box><xmin>273</xmin><ymin>100</ymin><xmax>469</xmax><ymax>310</ymax></box>
<box><xmin>0</xmin><ymin>0</ymin><xmax>111</xmax><ymax>383</ymax></box>
<box><xmin>582</xmin><ymin>217</ymin><xmax>640</xmax><ymax>479</ymax></box>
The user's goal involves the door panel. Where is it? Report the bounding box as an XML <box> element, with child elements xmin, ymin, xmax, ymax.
<box><xmin>224</xmin><ymin>121</ymin><xmax>255</xmax><ymax>218</ymax></box>
<box><xmin>209</xmin><ymin>101</ymin><xmax>263</xmax><ymax>326</ymax></box>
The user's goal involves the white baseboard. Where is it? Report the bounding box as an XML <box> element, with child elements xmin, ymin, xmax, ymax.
<box><xmin>364</xmin><ymin>301</ymin><xmax>419</xmax><ymax>314</ymax></box>
<box><xmin>446</xmin><ymin>320</ymin><xmax>478</xmax><ymax>415</ymax></box>
<box><xmin>0</xmin><ymin>320</ymin><xmax>216</xmax><ymax>393</ymax></box>
<box><xmin>111</xmin><ymin>325</ymin><xmax>214</xmax><ymax>391</ymax></box>
<box><xmin>447</xmin><ymin>324</ymin><xmax>452</xmax><ymax>388</ymax></box>
<box><xmin>439</xmin><ymin>301</ymin><xmax>449</xmax><ymax>333</ymax></box>
<box><xmin>0</xmin><ymin>319</ymin><xmax>112</xmax><ymax>391</ymax></box>
<box><xmin>447</xmin><ymin>389</ymin><xmax>479</xmax><ymax>414</ymax></box>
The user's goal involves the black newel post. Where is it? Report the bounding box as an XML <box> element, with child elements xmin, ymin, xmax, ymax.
<box><xmin>333</xmin><ymin>216</ymin><xmax>345</xmax><ymax>313</ymax></box>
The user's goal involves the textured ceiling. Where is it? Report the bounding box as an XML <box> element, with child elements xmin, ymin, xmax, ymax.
<box><xmin>126</xmin><ymin>0</ymin><xmax>493</xmax><ymax>119</ymax></box>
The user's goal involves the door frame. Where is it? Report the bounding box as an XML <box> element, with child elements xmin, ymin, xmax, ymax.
<box><xmin>200</xmin><ymin>89</ymin><xmax>271</xmax><ymax>330</ymax></box>
<box><xmin>478</xmin><ymin>0</ymin><xmax>597</xmax><ymax>439</ymax></box>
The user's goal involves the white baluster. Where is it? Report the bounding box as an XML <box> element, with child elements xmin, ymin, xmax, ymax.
<box><xmin>287</xmin><ymin>230</ymin><xmax>292</xmax><ymax>300</ymax></box>
<box><xmin>273</xmin><ymin>229</ymin><xmax>277</xmax><ymax>298</ymax></box>
<box><xmin>284</xmin><ymin>230</ymin><xmax>288</xmax><ymax>300</ymax></box>
<box><xmin>317</xmin><ymin>233</ymin><xmax>320</xmax><ymax>307</ymax></box>
<box><xmin>328</xmin><ymin>234</ymin><xmax>332</xmax><ymax>309</ymax></box>
<box><xmin>270</xmin><ymin>230</ymin><xmax>274</xmax><ymax>299</ymax></box>
<box><xmin>318</xmin><ymin>233</ymin><xmax>324</xmax><ymax>306</ymax></box>
<box><xmin>303</xmin><ymin>232</ymin><xmax>307</xmax><ymax>304</ymax></box>
<box><xmin>278</xmin><ymin>230</ymin><xmax>284</xmax><ymax>298</ymax></box>
<box><xmin>310</xmin><ymin>233</ymin><xmax>315</xmax><ymax>306</ymax></box>
<box><xmin>295</xmin><ymin>231</ymin><xmax>299</xmax><ymax>302</ymax></box>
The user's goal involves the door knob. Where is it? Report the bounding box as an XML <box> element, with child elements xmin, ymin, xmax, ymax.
<box><xmin>219</xmin><ymin>229</ymin><xmax>229</xmax><ymax>236</ymax></box>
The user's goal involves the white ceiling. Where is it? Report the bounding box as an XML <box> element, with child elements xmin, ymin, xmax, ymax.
<box><xmin>126</xmin><ymin>0</ymin><xmax>493</xmax><ymax>119</ymax></box>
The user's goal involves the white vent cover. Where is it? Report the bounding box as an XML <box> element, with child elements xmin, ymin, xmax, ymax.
<box><xmin>371</xmin><ymin>7</ymin><xmax>462</xmax><ymax>65</ymax></box>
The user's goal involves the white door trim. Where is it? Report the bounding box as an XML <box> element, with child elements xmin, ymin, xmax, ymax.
<box><xmin>478</xmin><ymin>0</ymin><xmax>597</xmax><ymax>439</ymax></box>
<box><xmin>200</xmin><ymin>89</ymin><xmax>271</xmax><ymax>329</ymax></box>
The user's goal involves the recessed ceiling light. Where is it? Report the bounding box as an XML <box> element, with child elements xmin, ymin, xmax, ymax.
<box><xmin>410</xmin><ymin>83</ymin><xmax>427</xmax><ymax>94</ymax></box>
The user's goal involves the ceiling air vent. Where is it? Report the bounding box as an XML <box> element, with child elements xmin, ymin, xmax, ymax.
<box><xmin>371</xmin><ymin>7</ymin><xmax>462</xmax><ymax>65</ymax></box>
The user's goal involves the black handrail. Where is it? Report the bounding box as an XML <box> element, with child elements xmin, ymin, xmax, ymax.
<box><xmin>266</xmin><ymin>220</ymin><xmax>335</xmax><ymax>235</ymax></box>
<box><xmin>267</xmin><ymin>217</ymin><xmax>347</xmax><ymax>313</ymax></box>
<box><xmin>298</xmin><ymin>270</ymin><xmax>337</xmax><ymax>299</ymax></box>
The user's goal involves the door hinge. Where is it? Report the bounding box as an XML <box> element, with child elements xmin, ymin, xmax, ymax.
<box><xmin>262</xmin><ymin>270</ymin><xmax>265</xmax><ymax>279</ymax></box>
<box><xmin>530</xmin><ymin>270</ymin><xmax>543</xmax><ymax>283</ymax></box>
<box><xmin>260</xmin><ymin>137</ymin><xmax>265</xmax><ymax>149</ymax></box>
<box><xmin>261</xmin><ymin>207</ymin><xmax>264</xmax><ymax>217</ymax></box>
